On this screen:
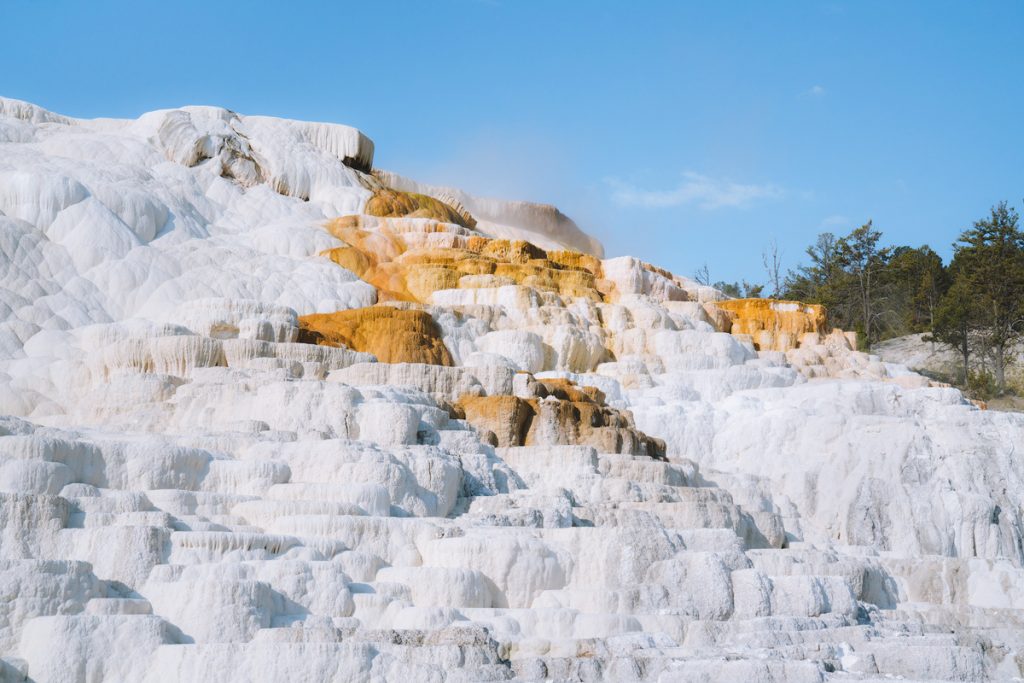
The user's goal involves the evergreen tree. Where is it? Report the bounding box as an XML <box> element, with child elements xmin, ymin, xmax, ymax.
<box><xmin>781</xmin><ymin>204</ymin><xmax>1023</xmax><ymax>392</ymax></box>
<box><xmin>713</xmin><ymin>280</ymin><xmax>764</xmax><ymax>298</ymax></box>
<box><xmin>783</xmin><ymin>232</ymin><xmax>848</xmax><ymax>326</ymax></box>
<box><xmin>837</xmin><ymin>221</ymin><xmax>891</xmax><ymax>347</ymax></box>
<box><xmin>950</xmin><ymin>202</ymin><xmax>1024</xmax><ymax>393</ymax></box>
<box><xmin>885</xmin><ymin>245</ymin><xmax>949</xmax><ymax>334</ymax></box>
<box><xmin>929</xmin><ymin>274</ymin><xmax>979</xmax><ymax>387</ymax></box>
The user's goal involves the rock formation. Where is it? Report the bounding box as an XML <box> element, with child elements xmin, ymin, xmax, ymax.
<box><xmin>714</xmin><ymin>297</ymin><xmax>826</xmax><ymax>351</ymax></box>
<box><xmin>320</xmin><ymin>214</ymin><xmax>604</xmax><ymax>304</ymax></box>
<box><xmin>299</xmin><ymin>306</ymin><xmax>454</xmax><ymax>366</ymax></box>
<box><xmin>457</xmin><ymin>377</ymin><xmax>666</xmax><ymax>459</ymax></box>
<box><xmin>365</xmin><ymin>188</ymin><xmax>477</xmax><ymax>229</ymax></box>
<box><xmin>1</xmin><ymin>97</ymin><xmax>1024</xmax><ymax>682</ymax></box>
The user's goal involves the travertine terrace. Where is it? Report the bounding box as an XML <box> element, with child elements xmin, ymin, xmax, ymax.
<box><xmin>2</xmin><ymin>98</ymin><xmax>1024</xmax><ymax>682</ymax></box>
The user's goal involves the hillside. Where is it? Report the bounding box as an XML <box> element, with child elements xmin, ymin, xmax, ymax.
<box><xmin>874</xmin><ymin>333</ymin><xmax>1024</xmax><ymax>412</ymax></box>
<box><xmin>2</xmin><ymin>98</ymin><xmax>1024</xmax><ymax>681</ymax></box>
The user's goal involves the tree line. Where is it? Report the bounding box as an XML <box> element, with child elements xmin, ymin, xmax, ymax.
<box><xmin>705</xmin><ymin>202</ymin><xmax>1024</xmax><ymax>396</ymax></box>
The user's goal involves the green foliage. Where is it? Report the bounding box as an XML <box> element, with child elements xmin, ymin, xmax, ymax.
<box><xmin>783</xmin><ymin>202</ymin><xmax>1024</xmax><ymax>395</ymax></box>
<box><xmin>783</xmin><ymin>232</ymin><xmax>843</xmax><ymax>305</ymax></box>
<box><xmin>782</xmin><ymin>223</ymin><xmax>942</xmax><ymax>346</ymax></box>
<box><xmin>714</xmin><ymin>280</ymin><xmax>764</xmax><ymax>298</ymax></box>
<box><xmin>836</xmin><ymin>221</ymin><xmax>890</xmax><ymax>344</ymax></box>
<box><xmin>886</xmin><ymin>245</ymin><xmax>949</xmax><ymax>332</ymax></box>
<box><xmin>966</xmin><ymin>369</ymin><xmax>999</xmax><ymax>401</ymax></box>
<box><xmin>947</xmin><ymin>201</ymin><xmax>1024</xmax><ymax>393</ymax></box>
<box><xmin>930</xmin><ymin>274</ymin><xmax>980</xmax><ymax>386</ymax></box>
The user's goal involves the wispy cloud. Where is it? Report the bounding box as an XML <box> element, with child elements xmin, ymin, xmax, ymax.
<box><xmin>820</xmin><ymin>214</ymin><xmax>849</xmax><ymax>228</ymax></box>
<box><xmin>807</xmin><ymin>84</ymin><xmax>826</xmax><ymax>97</ymax></box>
<box><xmin>605</xmin><ymin>172</ymin><xmax>784</xmax><ymax>210</ymax></box>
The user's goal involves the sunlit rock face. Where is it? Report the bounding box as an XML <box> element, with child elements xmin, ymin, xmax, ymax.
<box><xmin>714</xmin><ymin>297</ymin><xmax>826</xmax><ymax>352</ymax></box>
<box><xmin>299</xmin><ymin>307</ymin><xmax>454</xmax><ymax>366</ymax></box>
<box><xmin>2</xmin><ymin>97</ymin><xmax>1024</xmax><ymax>682</ymax></box>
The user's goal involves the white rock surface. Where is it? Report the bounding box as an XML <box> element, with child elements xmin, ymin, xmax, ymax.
<box><xmin>2</xmin><ymin>98</ymin><xmax>1024</xmax><ymax>682</ymax></box>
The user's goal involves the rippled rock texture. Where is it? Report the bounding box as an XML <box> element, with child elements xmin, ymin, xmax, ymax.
<box><xmin>1</xmin><ymin>97</ymin><xmax>1024</xmax><ymax>682</ymax></box>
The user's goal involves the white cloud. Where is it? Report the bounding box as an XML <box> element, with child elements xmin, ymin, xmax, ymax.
<box><xmin>807</xmin><ymin>85</ymin><xmax>826</xmax><ymax>97</ymax></box>
<box><xmin>819</xmin><ymin>214</ymin><xmax>849</xmax><ymax>228</ymax></box>
<box><xmin>606</xmin><ymin>172</ymin><xmax>784</xmax><ymax>210</ymax></box>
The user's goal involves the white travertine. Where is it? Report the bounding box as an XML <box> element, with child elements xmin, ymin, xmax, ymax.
<box><xmin>1</xmin><ymin>97</ymin><xmax>1023</xmax><ymax>682</ymax></box>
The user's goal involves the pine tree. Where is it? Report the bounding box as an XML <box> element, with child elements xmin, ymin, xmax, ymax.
<box><xmin>837</xmin><ymin>221</ymin><xmax>891</xmax><ymax>347</ymax></box>
<box><xmin>930</xmin><ymin>274</ymin><xmax>980</xmax><ymax>387</ymax></box>
<box><xmin>886</xmin><ymin>245</ymin><xmax>949</xmax><ymax>334</ymax></box>
<box><xmin>950</xmin><ymin>202</ymin><xmax>1024</xmax><ymax>393</ymax></box>
<box><xmin>783</xmin><ymin>232</ymin><xmax>846</xmax><ymax>323</ymax></box>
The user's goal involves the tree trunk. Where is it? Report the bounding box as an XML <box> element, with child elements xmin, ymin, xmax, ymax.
<box><xmin>961</xmin><ymin>339</ymin><xmax>970</xmax><ymax>389</ymax></box>
<box><xmin>994</xmin><ymin>344</ymin><xmax>1006</xmax><ymax>394</ymax></box>
<box><xmin>960</xmin><ymin>320</ymin><xmax>970</xmax><ymax>389</ymax></box>
<box><xmin>862</xmin><ymin>276</ymin><xmax>872</xmax><ymax>348</ymax></box>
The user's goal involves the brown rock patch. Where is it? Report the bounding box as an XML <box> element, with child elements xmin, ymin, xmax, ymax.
<box><xmin>322</xmin><ymin>215</ymin><xmax>606</xmax><ymax>304</ymax></box>
<box><xmin>456</xmin><ymin>377</ymin><xmax>665</xmax><ymax>459</ymax></box>
<box><xmin>298</xmin><ymin>306</ymin><xmax>454</xmax><ymax>366</ymax></box>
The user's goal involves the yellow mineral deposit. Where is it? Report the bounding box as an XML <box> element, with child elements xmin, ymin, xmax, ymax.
<box><xmin>298</xmin><ymin>306</ymin><xmax>454</xmax><ymax>366</ymax></box>
<box><xmin>365</xmin><ymin>188</ymin><xmax>476</xmax><ymax>228</ymax></box>
<box><xmin>457</xmin><ymin>377</ymin><xmax>665</xmax><ymax>459</ymax></box>
<box><xmin>320</xmin><ymin>204</ymin><xmax>605</xmax><ymax>304</ymax></box>
<box><xmin>714</xmin><ymin>298</ymin><xmax>826</xmax><ymax>352</ymax></box>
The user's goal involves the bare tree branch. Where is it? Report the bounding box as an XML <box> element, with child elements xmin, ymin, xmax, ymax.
<box><xmin>762</xmin><ymin>239</ymin><xmax>783</xmax><ymax>298</ymax></box>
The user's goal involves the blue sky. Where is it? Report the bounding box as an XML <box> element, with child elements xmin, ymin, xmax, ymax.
<box><xmin>2</xmin><ymin>1</ymin><xmax>1022</xmax><ymax>283</ymax></box>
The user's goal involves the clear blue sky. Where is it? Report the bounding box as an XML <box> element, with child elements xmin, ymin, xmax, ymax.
<box><xmin>2</xmin><ymin>1</ymin><xmax>1022</xmax><ymax>284</ymax></box>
